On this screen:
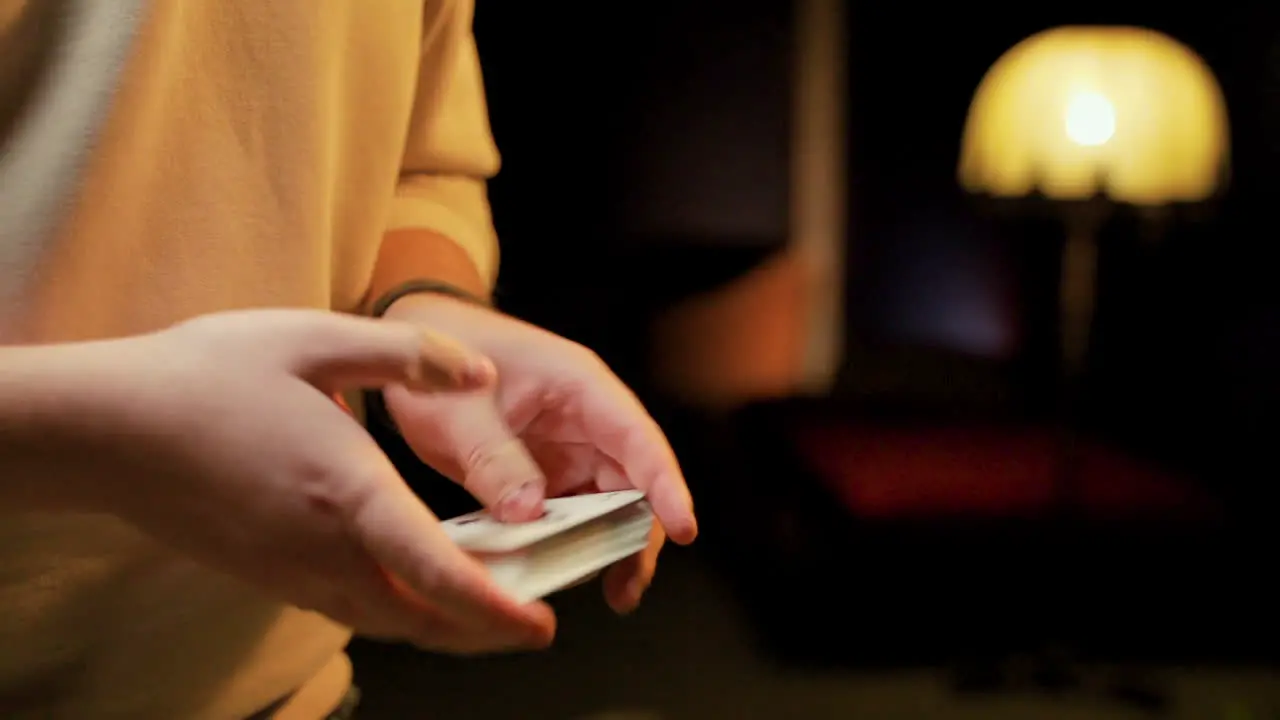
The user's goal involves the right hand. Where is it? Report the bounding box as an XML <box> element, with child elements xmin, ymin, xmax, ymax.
<box><xmin>68</xmin><ymin>309</ymin><xmax>557</xmax><ymax>654</ymax></box>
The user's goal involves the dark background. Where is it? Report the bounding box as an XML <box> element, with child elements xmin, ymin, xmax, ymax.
<box><xmin>478</xmin><ymin>1</ymin><xmax>1279</xmax><ymax>516</ymax></box>
<box><xmin>353</xmin><ymin>2</ymin><xmax>1280</xmax><ymax>717</ymax></box>
<box><xmin>475</xmin><ymin>0</ymin><xmax>794</xmax><ymax>388</ymax></box>
<box><xmin>837</xmin><ymin>4</ymin><xmax>1279</xmax><ymax>514</ymax></box>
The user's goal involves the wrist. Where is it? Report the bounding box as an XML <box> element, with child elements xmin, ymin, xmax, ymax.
<box><xmin>368</xmin><ymin>291</ymin><xmax>487</xmax><ymax>436</ymax></box>
<box><xmin>364</xmin><ymin>229</ymin><xmax>492</xmax><ymax>315</ymax></box>
<box><xmin>0</xmin><ymin>340</ymin><xmax>148</xmax><ymax>512</ymax></box>
<box><xmin>375</xmin><ymin>280</ymin><xmax>488</xmax><ymax>321</ymax></box>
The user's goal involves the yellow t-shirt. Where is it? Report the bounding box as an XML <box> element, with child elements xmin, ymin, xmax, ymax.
<box><xmin>0</xmin><ymin>1</ymin><xmax>499</xmax><ymax>717</ymax></box>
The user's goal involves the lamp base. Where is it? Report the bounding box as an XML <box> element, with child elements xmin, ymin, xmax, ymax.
<box><xmin>1052</xmin><ymin>213</ymin><xmax>1101</xmax><ymax>516</ymax></box>
<box><xmin>1060</xmin><ymin>219</ymin><xmax>1099</xmax><ymax>377</ymax></box>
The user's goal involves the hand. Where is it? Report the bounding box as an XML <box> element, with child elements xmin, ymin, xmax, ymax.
<box><xmin>382</xmin><ymin>295</ymin><xmax>697</xmax><ymax>614</ymax></box>
<box><xmin>42</xmin><ymin>309</ymin><xmax>556</xmax><ymax>654</ymax></box>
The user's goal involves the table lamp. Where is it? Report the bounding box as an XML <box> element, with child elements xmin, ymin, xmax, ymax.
<box><xmin>953</xmin><ymin>28</ymin><xmax>1231</xmax><ymax>696</ymax></box>
<box><xmin>957</xmin><ymin>25</ymin><xmax>1230</xmax><ymax>508</ymax></box>
<box><xmin>959</xmin><ymin>24</ymin><xmax>1229</xmax><ymax>379</ymax></box>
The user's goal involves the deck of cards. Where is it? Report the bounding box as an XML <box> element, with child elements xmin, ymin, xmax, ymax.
<box><xmin>441</xmin><ymin>490</ymin><xmax>654</xmax><ymax>603</ymax></box>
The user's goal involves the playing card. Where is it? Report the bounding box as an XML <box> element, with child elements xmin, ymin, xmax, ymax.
<box><xmin>483</xmin><ymin>502</ymin><xmax>655</xmax><ymax>603</ymax></box>
<box><xmin>441</xmin><ymin>490</ymin><xmax>647</xmax><ymax>554</ymax></box>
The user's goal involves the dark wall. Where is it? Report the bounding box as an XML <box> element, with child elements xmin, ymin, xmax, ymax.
<box><xmin>386</xmin><ymin>2</ymin><xmax>797</xmax><ymax>515</ymax></box>
<box><xmin>843</xmin><ymin>3</ymin><xmax>1279</xmax><ymax>506</ymax></box>
<box><xmin>470</xmin><ymin>3</ymin><xmax>1277</xmax><ymax>508</ymax></box>
<box><xmin>473</xmin><ymin>0</ymin><xmax>794</xmax><ymax>389</ymax></box>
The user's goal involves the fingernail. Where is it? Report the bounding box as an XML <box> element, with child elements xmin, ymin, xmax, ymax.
<box><xmin>496</xmin><ymin>481</ymin><xmax>543</xmax><ymax>521</ymax></box>
<box><xmin>616</xmin><ymin>578</ymin><xmax>649</xmax><ymax>615</ymax></box>
<box><xmin>461</xmin><ymin>357</ymin><xmax>497</xmax><ymax>388</ymax></box>
<box><xmin>405</xmin><ymin>355</ymin><xmax>450</xmax><ymax>390</ymax></box>
<box><xmin>627</xmin><ymin>577</ymin><xmax>647</xmax><ymax>600</ymax></box>
<box><xmin>413</xmin><ymin>332</ymin><xmax>488</xmax><ymax>391</ymax></box>
<box><xmin>525</xmin><ymin>628</ymin><xmax>555</xmax><ymax>649</ymax></box>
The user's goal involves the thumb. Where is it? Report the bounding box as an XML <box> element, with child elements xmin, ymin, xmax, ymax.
<box><xmin>268</xmin><ymin>311</ymin><xmax>496</xmax><ymax>393</ymax></box>
<box><xmin>431</xmin><ymin>399</ymin><xmax>548</xmax><ymax>523</ymax></box>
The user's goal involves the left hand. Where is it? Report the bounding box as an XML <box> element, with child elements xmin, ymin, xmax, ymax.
<box><xmin>381</xmin><ymin>294</ymin><xmax>697</xmax><ymax>614</ymax></box>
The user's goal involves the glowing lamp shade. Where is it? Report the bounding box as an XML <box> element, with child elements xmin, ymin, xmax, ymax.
<box><xmin>958</xmin><ymin>26</ymin><xmax>1230</xmax><ymax>205</ymax></box>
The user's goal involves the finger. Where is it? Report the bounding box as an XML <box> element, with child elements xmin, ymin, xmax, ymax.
<box><xmin>293</xmin><ymin>555</ymin><xmax>425</xmax><ymax>643</ymax></box>
<box><xmin>313</xmin><ymin>568</ymin><xmax>553</xmax><ymax>656</ymax></box>
<box><xmin>404</xmin><ymin>601</ymin><xmax>557</xmax><ymax>656</ymax></box>
<box><xmin>272</xmin><ymin>311</ymin><xmax>496</xmax><ymax>392</ymax></box>
<box><xmin>529</xmin><ymin>440</ymin><xmax>599</xmax><ymax>497</ymax></box>
<box><xmin>576</xmin><ymin>382</ymin><xmax>697</xmax><ymax>544</ymax></box>
<box><xmin>368</xmin><ymin>568</ymin><xmax>557</xmax><ymax>655</ymax></box>
<box><xmin>343</xmin><ymin>461</ymin><xmax>556</xmax><ymax>646</ymax></box>
<box><xmin>602</xmin><ymin>520</ymin><xmax>665</xmax><ymax>614</ymax></box>
<box><xmin>307</xmin><ymin>533</ymin><xmax>450</xmax><ymax>644</ymax></box>
<box><xmin>394</xmin><ymin>393</ymin><xmax>547</xmax><ymax>522</ymax></box>
<box><xmin>253</xmin><ymin>500</ymin><xmax>445</xmax><ymax>645</ymax></box>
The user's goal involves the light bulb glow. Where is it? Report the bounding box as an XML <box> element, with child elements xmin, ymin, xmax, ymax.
<box><xmin>959</xmin><ymin>26</ymin><xmax>1231</xmax><ymax>204</ymax></box>
<box><xmin>1064</xmin><ymin>92</ymin><xmax>1116</xmax><ymax>146</ymax></box>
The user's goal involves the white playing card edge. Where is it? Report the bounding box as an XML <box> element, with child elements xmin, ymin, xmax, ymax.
<box><xmin>492</xmin><ymin>504</ymin><xmax>652</xmax><ymax>559</ymax></box>
<box><xmin>481</xmin><ymin>511</ymin><xmax>653</xmax><ymax>576</ymax></box>
<box><xmin>443</xmin><ymin>490</ymin><xmax>648</xmax><ymax>554</ymax></box>
<box><xmin>479</xmin><ymin>508</ymin><xmax>654</xmax><ymax>603</ymax></box>
<box><xmin>504</xmin><ymin>533</ymin><xmax>653</xmax><ymax>604</ymax></box>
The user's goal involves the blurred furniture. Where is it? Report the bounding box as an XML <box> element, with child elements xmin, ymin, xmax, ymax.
<box><xmin>430</xmin><ymin>5</ymin><xmax>1280</xmax><ymax>697</ymax></box>
<box><xmin>683</xmin><ymin>24</ymin><xmax>1269</xmax><ymax>675</ymax></box>
<box><xmin>688</xmin><ymin>398</ymin><xmax>1276</xmax><ymax>671</ymax></box>
<box><xmin>644</xmin><ymin>0</ymin><xmax>846</xmax><ymax>409</ymax></box>
<box><xmin>958</xmin><ymin>25</ymin><xmax>1230</xmax><ymax>508</ymax></box>
<box><xmin>651</xmin><ymin>252</ymin><xmax>811</xmax><ymax>408</ymax></box>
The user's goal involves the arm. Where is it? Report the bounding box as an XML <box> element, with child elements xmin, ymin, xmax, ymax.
<box><xmin>0</xmin><ymin>342</ymin><xmax>125</xmax><ymax>511</ymax></box>
<box><xmin>4</xmin><ymin>315</ymin><xmax>557</xmax><ymax>652</ymax></box>
<box><xmin>363</xmin><ymin>1</ymin><xmax>498</xmax><ymax>311</ymax></box>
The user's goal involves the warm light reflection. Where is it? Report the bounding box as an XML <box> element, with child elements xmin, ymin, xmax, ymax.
<box><xmin>959</xmin><ymin>26</ymin><xmax>1230</xmax><ymax>205</ymax></box>
<box><xmin>1064</xmin><ymin>92</ymin><xmax>1115</xmax><ymax>147</ymax></box>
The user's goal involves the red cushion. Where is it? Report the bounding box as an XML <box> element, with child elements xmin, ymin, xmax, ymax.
<box><xmin>796</xmin><ymin>424</ymin><xmax>1219</xmax><ymax>522</ymax></box>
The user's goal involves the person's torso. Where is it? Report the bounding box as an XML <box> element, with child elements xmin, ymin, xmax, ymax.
<box><xmin>0</xmin><ymin>1</ymin><xmax>449</xmax><ymax>716</ymax></box>
<box><xmin>1</xmin><ymin>0</ymin><xmax>432</xmax><ymax>341</ymax></box>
